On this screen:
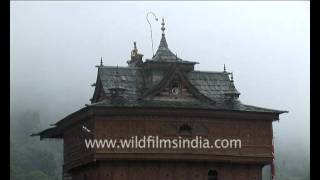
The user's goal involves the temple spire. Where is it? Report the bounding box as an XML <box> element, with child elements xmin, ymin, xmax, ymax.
<box><xmin>151</xmin><ymin>16</ymin><xmax>194</xmax><ymax>63</ymax></box>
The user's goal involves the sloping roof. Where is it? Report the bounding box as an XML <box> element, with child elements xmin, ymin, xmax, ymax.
<box><xmin>31</xmin><ymin>127</ymin><xmax>61</xmax><ymax>139</ymax></box>
<box><xmin>89</xmin><ymin>98</ymin><xmax>286</xmax><ymax>114</ymax></box>
<box><xmin>187</xmin><ymin>71</ymin><xmax>240</xmax><ymax>101</ymax></box>
<box><xmin>98</xmin><ymin>66</ymin><xmax>143</xmax><ymax>101</ymax></box>
<box><xmin>91</xmin><ymin>65</ymin><xmax>286</xmax><ymax>114</ymax></box>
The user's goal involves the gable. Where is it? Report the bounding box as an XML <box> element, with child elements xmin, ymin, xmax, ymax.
<box><xmin>142</xmin><ymin>67</ymin><xmax>214</xmax><ymax>103</ymax></box>
<box><xmin>152</xmin><ymin>73</ymin><xmax>198</xmax><ymax>102</ymax></box>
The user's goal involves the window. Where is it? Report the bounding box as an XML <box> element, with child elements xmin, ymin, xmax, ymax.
<box><xmin>208</xmin><ymin>170</ymin><xmax>218</xmax><ymax>180</ymax></box>
<box><xmin>169</xmin><ymin>78</ymin><xmax>182</xmax><ymax>96</ymax></box>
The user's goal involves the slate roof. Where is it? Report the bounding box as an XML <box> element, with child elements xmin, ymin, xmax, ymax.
<box><xmin>91</xmin><ymin>65</ymin><xmax>286</xmax><ymax>114</ymax></box>
<box><xmin>98</xmin><ymin>66</ymin><xmax>143</xmax><ymax>101</ymax></box>
<box><xmin>150</xmin><ymin>31</ymin><xmax>197</xmax><ymax>64</ymax></box>
<box><xmin>88</xmin><ymin>24</ymin><xmax>287</xmax><ymax>114</ymax></box>
<box><xmin>187</xmin><ymin>71</ymin><xmax>240</xmax><ymax>101</ymax></box>
<box><xmin>151</xmin><ymin>34</ymin><xmax>181</xmax><ymax>62</ymax></box>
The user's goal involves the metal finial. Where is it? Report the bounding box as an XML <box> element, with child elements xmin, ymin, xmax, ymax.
<box><xmin>131</xmin><ymin>41</ymin><xmax>138</xmax><ymax>57</ymax></box>
<box><xmin>230</xmin><ymin>72</ymin><xmax>234</xmax><ymax>82</ymax></box>
<box><xmin>146</xmin><ymin>11</ymin><xmax>158</xmax><ymax>57</ymax></box>
<box><xmin>100</xmin><ymin>56</ymin><xmax>103</xmax><ymax>66</ymax></box>
<box><xmin>223</xmin><ymin>64</ymin><xmax>226</xmax><ymax>72</ymax></box>
<box><xmin>161</xmin><ymin>17</ymin><xmax>165</xmax><ymax>34</ymax></box>
<box><xmin>133</xmin><ymin>41</ymin><xmax>137</xmax><ymax>50</ymax></box>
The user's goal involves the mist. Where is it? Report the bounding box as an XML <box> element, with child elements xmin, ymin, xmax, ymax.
<box><xmin>10</xmin><ymin>1</ymin><xmax>309</xmax><ymax>180</ymax></box>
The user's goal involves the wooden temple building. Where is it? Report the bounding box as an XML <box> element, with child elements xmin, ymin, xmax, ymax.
<box><xmin>35</xmin><ymin>18</ymin><xmax>287</xmax><ymax>180</ymax></box>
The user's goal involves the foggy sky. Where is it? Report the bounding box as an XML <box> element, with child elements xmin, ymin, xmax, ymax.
<box><xmin>10</xmin><ymin>2</ymin><xmax>309</xmax><ymax>150</ymax></box>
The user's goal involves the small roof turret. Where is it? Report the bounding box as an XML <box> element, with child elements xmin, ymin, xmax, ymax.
<box><xmin>151</xmin><ymin>18</ymin><xmax>192</xmax><ymax>63</ymax></box>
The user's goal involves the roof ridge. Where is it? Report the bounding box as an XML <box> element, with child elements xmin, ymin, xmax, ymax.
<box><xmin>99</xmin><ymin>66</ymin><xmax>141</xmax><ymax>69</ymax></box>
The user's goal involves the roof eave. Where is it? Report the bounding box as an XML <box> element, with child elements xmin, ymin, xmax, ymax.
<box><xmin>31</xmin><ymin>126</ymin><xmax>62</xmax><ymax>140</ymax></box>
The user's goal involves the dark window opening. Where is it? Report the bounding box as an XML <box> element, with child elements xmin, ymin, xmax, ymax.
<box><xmin>171</xmin><ymin>81</ymin><xmax>180</xmax><ymax>89</ymax></box>
<box><xmin>179</xmin><ymin>124</ymin><xmax>192</xmax><ymax>135</ymax></box>
<box><xmin>208</xmin><ymin>170</ymin><xmax>217</xmax><ymax>180</ymax></box>
<box><xmin>169</xmin><ymin>79</ymin><xmax>182</xmax><ymax>96</ymax></box>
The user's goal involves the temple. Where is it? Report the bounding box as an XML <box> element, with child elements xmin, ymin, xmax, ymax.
<box><xmin>35</xmin><ymin>18</ymin><xmax>287</xmax><ymax>180</ymax></box>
